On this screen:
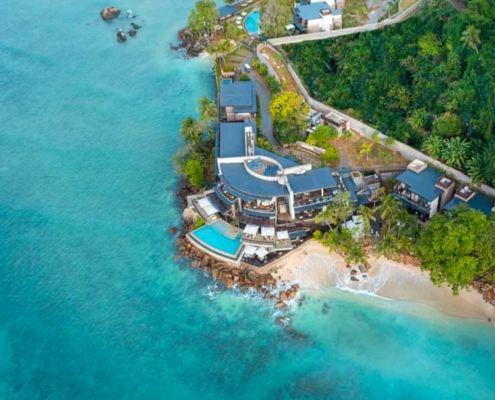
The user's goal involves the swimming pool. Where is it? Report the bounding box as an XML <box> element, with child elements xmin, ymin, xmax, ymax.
<box><xmin>191</xmin><ymin>221</ymin><xmax>241</xmax><ymax>256</ymax></box>
<box><xmin>222</xmin><ymin>79</ymin><xmax>232</xmax><ymax>84</ymax></box>
<box><xmin>245</xmin><ymin>10</ymin><xmax>260</xmax><ymax>35</ymax></box>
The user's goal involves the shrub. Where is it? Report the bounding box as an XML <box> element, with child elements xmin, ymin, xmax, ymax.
<box><xmin>265</xmin><ymin>75</ymin><xmax>281</xmax><ymax>94</ymax></box>
<box><xmin>321</xmin><ymin>146</ymin><xmax>339</xmax><ymax>163</ymax></box>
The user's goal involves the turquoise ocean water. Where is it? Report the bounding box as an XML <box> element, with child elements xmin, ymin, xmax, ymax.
<box><xmin>1</xmin><ymin>1</ymin><xmax>494</xmax><ymax>398</ymax></box>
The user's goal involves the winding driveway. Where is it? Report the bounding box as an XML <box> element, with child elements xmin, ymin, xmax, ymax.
<box><xmin>242</xmin><ymin>54</ymin><xmax>278</xmax><ymax>147</ymax></box>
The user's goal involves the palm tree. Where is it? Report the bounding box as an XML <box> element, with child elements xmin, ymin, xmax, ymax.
<box><xmin>357</xmin><ymin>205</ymin><xmax>376</xmax><ymax>238</ymax></box>
<box><xmin>408</xmin><ymin>109</ymin><xmax>428</xmax><ymax>131</ymax></box>
<box><xmin>466</xmin><ymin>154</ymin><xmax>486</xmax><ymax>185</ymax></box>
<box><xmin>422</xmin><ymin>135</ymin><xmax>444</xmax><ymax>159</ymax></box>
<box><xmin>375</xmin><ymin>234</ymin><xmax>401</xmax><ymax>261</ymax></box>
<box><xmin>441</xmin><ymin>137</ymin><xmax>470</xmax><ymax>168</ymax></box>
<box><xmin>331</xmin><ymin>191</ymin><xmax>354</xmax><ymax>225</ymax></box>
<box><xmin>378</xmin><ymin>195</ymin><xmax>401</xmax><ymax>234</ymax></box>
<box><xmin>197</xmin><ymin>96</ymin><xmax>217</xmax><ymax>121</ymax></box>
<box><xmin>461</xmin><ymin>26</ymin><xmax>481</xmax><ymax>54</ymax></box>
<box><xmin>358</xmin><ymin>142</ymin><xmax>373</xmax><ymax>160</ymax></box>
<box><xmin>315</xmin><ymin>208</ymin><xmax>337</xmax><ymax>230</ymax></box>
<box><xmin>180</xmin><ymin>116</ymin><xmax>203</xmax><ymax>145</ymax></box>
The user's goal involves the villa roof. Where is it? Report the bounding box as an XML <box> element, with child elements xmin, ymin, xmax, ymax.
<box><xmin>295</xmin><ymin>2</ymin><xmax>342</xmax><ymax>21</ymax></box>
<box><xmin>218</xmin><ymin>5</ymin><xmax>238</xmax><ymax>18</ymax></box>
<box><xmin>220</xmin><ymin>162</ymin><xmax>289</xmax><ymax>200</ymax></box>
<box><xmin>396</xmin><ymin>168</ymin><xmax>443</xmax><ymax>202</ymax></box>
<box><xmin>444</xmin><ymin>192</ymin><xmax>494</xmax><ymax>216</ymax></box>
<box><xmin>342</xmin><ymin>176</ymin><xmax>358</xmax><ymax>202</ymax></box>
<box><xmin>220</xmin><ymin>81</ymin><xmax>257</xmax><ymax>113</ymax></box>
<box><xmin>254</xmin><ymin>147</ymin><xmax>299</xmax><ymax>168</ymax></box>
<box><xmin>287</xmin><ymin>168</ymin><xmax>337</xmax><ymax>194</ymax></box>
<box><xmin>218</xmin><ymin>122</ymin><xmax>255</xmax><ymax>158</ymax></box>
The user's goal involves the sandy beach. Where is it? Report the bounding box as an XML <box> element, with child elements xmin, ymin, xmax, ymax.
<box><xmin>259</xmin><ymin>240</ymin><xmax>495</xmax><ymax>321</ymax></box>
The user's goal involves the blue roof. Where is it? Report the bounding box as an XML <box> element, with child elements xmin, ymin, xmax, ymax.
<box><xmin>288</xmin><ymin>168</ymin><xmax>337</xmax><ymax>194</ymax></box>
<box><xmin>220</xmin><ymin>81</ymin><xmax>257</xmax><ymax>113</ymax></box>
<box><xmin>295</xmin><ymin>2</ymin><xmax>342</xmax><ymax>21</ymax></box>
<box><xmin>254</xmin><ymin>147</ymin><xmax>299</xmax><ymax>168</ymax></box>
<box><xmin>220</xmin><ymin>162</ymin><xmax>289</xmax><ymax>199</ymax></box>
<box><xmin>396</xmin><ymin>168</ymin><xmax>443</xmax><ymax>202</ymax></box>
<box><xmin>342</xmin><ymin>176</ymin><xmax>358</xmax><ymax>202</ymax></box>
<box><xmin>218</xmin><ymin>122</ymin><xmax>255</xmax><ymax>158</ymax></box>
<box><xmin>444</xmin><ymin>193</ymin><xmax>494</xmax><ymax>216</ymax></box>
<box><xmin>219</xmin><ymin>5</ymin><xmax>238</xmax><ymax>18</ymax></box>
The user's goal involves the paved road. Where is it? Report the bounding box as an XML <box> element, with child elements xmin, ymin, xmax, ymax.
<box><xmin>243</xmin><ymin>54</ymin><xmax>278</xmax><ymax>147</ymax></box>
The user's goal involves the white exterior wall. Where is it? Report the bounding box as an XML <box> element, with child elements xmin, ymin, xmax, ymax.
<box><xmin>321</xmin><ymin>15</ymin><xmax>334</xmax><ymax>31</ymax></box>
<box><xmin>429</xmin><ymin>197</ymin><xmax>439</xmax><ymax>219</ymax></box>
<box><xmin>307</xmin><ymin>19</ymin><xmax>322</xmax><ymax>33</ymax></box>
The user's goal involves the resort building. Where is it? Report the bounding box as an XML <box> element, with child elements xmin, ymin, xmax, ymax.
<box><xmin>293</xmin><ymin>0</ymin><xmax>343</xmax><ymax>33</ymax></box>
<box><xmin>392</xmin><ymin>160</ymin><xmax>455</xmax><ymax>220</ymax></box>
<box><xmin>218</xmin><ymin>5</ymin><xmax>238</xmax><ymax>21</ymax></box>
<box><xmin>444</xmin><ymin>185</ymin><xmax>495</xmax><ymax>216</ymax></box>
<box><xmin>220</xmin><ymin>81</ymin><xmax>257</xmax><ymax>122</ymax></box>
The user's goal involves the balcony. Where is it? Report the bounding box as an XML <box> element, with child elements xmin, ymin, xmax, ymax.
<box><xmin>393</xmin><ymin>187</ymin><xmax>431</xmax><ymax>214</ymax></box>
<box><xmin>214</xmin><ymin>185</ymin><xmax>236</xmax><ymax>205</ymax></box>
<box><xmin>243</xmin><ymin>207</ymin><xmax>276</xmax><ymax>218</ymax></box>
<box><xmin>293</xmin><ymin>195</ymin><xmax>332</xmax><ymax>212</ymax></box>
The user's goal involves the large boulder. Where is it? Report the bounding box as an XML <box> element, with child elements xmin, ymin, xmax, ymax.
<box><xmin>100</xmin><ymin>6</ymin><xmax>121</xmax><ymax>20</ymax></box>
<box><xmin>117</xmin><ymin>29</ymin><xmax>127</xmax><ymax>43</ymax></box>
<box><xmin>167</xmin><ymin>227</ymin><xmax>178</xmax><ymax>235</ymax></box>
<box><xmin>274</xmin><ymin>301</ymin><xmax>288</xmax><ymax>309</ymax></box>
<box><xmin>279</xmin><ymin>291</ymin><xmax>287</xmax><ymax>302</ymax></box>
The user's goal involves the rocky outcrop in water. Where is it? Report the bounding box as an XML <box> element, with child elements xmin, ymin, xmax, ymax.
<box><xmin>101</xmin><ymin>6</ymin><xmax>121</xmax><ymax>20</ymax></box>
<box><xmin>117</xmin><ymin>29</ymin><xmax>127</xmax><ymax>43</ymax></box>
<box><xmin>172</xmin><ymin>28</ymin><xmax>209</xmax><ymax>58</ymax></box>
<box><xmin>472</xmin><ymin>274</ymin><xmax>495</xmax><ymax>308</ymax></box>
<box><xmin>176</xmin><ymin>234</ymin><xmax>300</xmax><ymax>307</ymax></box>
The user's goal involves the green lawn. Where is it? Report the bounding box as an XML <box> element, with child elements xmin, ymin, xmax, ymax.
<box><xmin>400</xmin><ymin>0</ymin><xmax>418</xmax><ymax>10</ymax></box>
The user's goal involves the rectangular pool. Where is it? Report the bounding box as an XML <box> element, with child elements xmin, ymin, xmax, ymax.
<box><xmin>222</xmin><ymin>79</ymin><xmax>232</xmax><ymax>84</ymax></box>
<box><xmin>191</xmin><ymin>221</ymin><xmax>241</xmax><ymax>256</ymax></box>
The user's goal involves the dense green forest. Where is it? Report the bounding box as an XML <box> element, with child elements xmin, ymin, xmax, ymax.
<box><xmin>283</xmin><ymin>0</ymin><xmax>495</xmax><ymax>186</ymax></box>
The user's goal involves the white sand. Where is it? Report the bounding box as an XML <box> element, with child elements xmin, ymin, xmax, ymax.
<box><xmin>258</xmin><ymin>240</ymin><xmax>495</xmax><ymax>320</ymax></box>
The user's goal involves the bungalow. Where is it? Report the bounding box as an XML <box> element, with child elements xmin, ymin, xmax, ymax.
<box><xmin>444</xmin><ymin>185</ymin><xmax>495</xmax><ymax>216</ymax></box>
<box><xmin>218</xmin><ymin>5</ymin><xmax>238</xmax><ymax>21</ymax></box>
<box><xmin>392</xmin><ymin>160</ymin><xmax>455</xmax><ymax>219</ymax></box>
<box><xmin>220</xmin><ymin>81</ymin><xmax>257</xmax><ymax>122</ymax></box>
<box><xmin>293</xmin><ymin>0</ymin><xmax>343</xmax><ymax>33</ymax></box>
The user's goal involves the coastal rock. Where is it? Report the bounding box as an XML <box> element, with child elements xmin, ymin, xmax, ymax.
<box><xmin>350</xmin><ymin>270</ymin><xmax>357</xmax><ymax>276</ymax></box>
<box><xmin>287</xmin><ymin>289</ymin><xmax>297</xmax><ymax>300</ymax></box>
<box><xmin>350</xmin><ymin>276</ymin><xmax>359</xmax><ymax>282</ymax></box>
<box><xmin>129</xmin><ymin>29</ymin><xmax>137</xmax><ymax>37</ymax></box>
<box><xmin>274</xmin><ymin>301</ymin><xmax>288</xmax><ymax>309</ymax></box>
<box><xmin>100</xmin><ymin>6</ymin><xmax>121</xmax><ymax>20</ymax></box>
<box><xmin>117</xmin><ymin>29</ymin><xmax>127</xmax><ymax>43</ymax></box>
<box><xmin>168</xmin><ymin>227</ymin><xmax>179</xmax><ymax>235</ymax></box>
<box><xmin>175</xmin><ymin>27</ymin><xmax>209</xmax><ymax>57</ymax></box>
<box><xmin>131</xmin><ymin>22</ymin><xmax>141</xmax><ymax>30</ymax></box>
<box><xmin>279</xmin><ymin>291</ymin><xmax>287</xmax><ymax>302</ymax></box>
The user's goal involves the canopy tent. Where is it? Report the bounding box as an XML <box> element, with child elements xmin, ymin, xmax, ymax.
<box><xmin>236</xmin><ymin>20</ymin><xmax>241</xmax><ymax>25</ymax></box>
<box><xmin>276</xmin><ymin>230</ymin><xmax>289</xmax><ymax>240</ymax></box>
<box><xmin>243</xmin><ymin>245</ymin><xmax>257</xmax><ymax>256</ymax></box>
<box><xmin>198</xmin><ymin>197</ymin><xmax>210</xmax><ymax>208</ymax></box>
<box><xmin>198</xmin><ymin>197</ymin><xmax>218</xmax><ymax>216</ymax></box>
<box><xmin>241</xmin><ymin>11</ymin><xmax>247</xmax><ymax>16</ymax></box>
<box><xmin>255</xmin><ymin>247</ymin><xmax>269</xmax><ymax>259</ymax></box>
<box><xmin>236</xmin><ymin>16</ymin><xmax>242</xmax><ymax>20</ymax></box>
<box><xmin>243</xmin><ymin>224</ymin><xmax>259</xmax><ymax>235</ymax></box>
<box><xmin>203</xmin><ymin>205</ymin><xmax>219</xmax><ymax>216</ymax></box>
<box><xmin>261</xmin><ymin>226</ymin><xmax>275</xmax><ymax>237</ymax></box>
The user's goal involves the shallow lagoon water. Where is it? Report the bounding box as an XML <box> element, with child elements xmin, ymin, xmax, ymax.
<box><xmin>1</xmin><ymin>0</ymin><xmax>494</xmax><ymax>399</ymax></box>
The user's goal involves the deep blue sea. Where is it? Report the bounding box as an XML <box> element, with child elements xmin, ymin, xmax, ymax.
<box><xmin>1</xmin><ymin>1</ymin><xmax>494</xmax><ymax>398</ymax></box>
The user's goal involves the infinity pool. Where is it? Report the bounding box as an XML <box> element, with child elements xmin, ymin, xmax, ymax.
<box><xmin>191</xmin><ymin>221</ymin><xmax>242</xmax><ymax>256</ymax></box>
<box><xmin>245</xmin><ymin>10</ymin><xmax>260</xmax><ymax>35</ymax></box>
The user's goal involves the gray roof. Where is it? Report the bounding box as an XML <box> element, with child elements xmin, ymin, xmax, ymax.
<box><xmin>396</xmin><ymin>168</ymin><xmax>443</xmax><ymax>202</ymax></box>
<box><xmin>219</xmin><ymin>5</ymin><xmax>238</xmax><ymax>18</ymax></box>
<box><xmin>220</xmin><ymin>81</ymin><xmax>257</xmax><ymax>113</ymax></box>
<box><xmin>218</xmin><ymin>122</ymin><xmax>255</xmax><ymax>158</ymax></box>
<box><xmin>254</xmin><ymin>147</ymin><xmax>299</xmax><ymax>168</ymax></box>
<box><xmin>342</xmin><ymin>176</ymin><xmax>358</xmax><ymax>202</ymax></box>
<box><xmin>295</xmin><ymin>2</ymin><xmax>342</xmax><ymax>21</ymax></box>
<box><xmin>288</xmin><ymin>168</ymin><xmax>337</xmax><ymax>194</ymax></box>
<box><xmin>444</xmin><ymin>193</ymin><xmax>494</xmax><ymax>216</ymax></box>
<box><xmin>220</xmin><ymin>162</ymin><xmax>289</xmax><ymax>199</ymax></box>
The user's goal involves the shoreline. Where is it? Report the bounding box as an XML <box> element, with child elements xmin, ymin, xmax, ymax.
<box><xmin>258</xmin><ymin>240</ymin><xmax>495</xmax><ymax>321</ymax></box>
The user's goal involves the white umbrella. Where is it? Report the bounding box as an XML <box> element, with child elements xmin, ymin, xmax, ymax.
<box><xmin>243</xmin><ymin>224</ymin><xmax>259</xmax><ymax>235</ymax></box>
<box><xmin>236</xmin><ymin>16</ymin><xmax>242</xmax><ymax>20</ymax></box>
<box><xmin>204</xmin><ymin>205</ymin><xmax>218</xmax><ymax>216</ymax></box>
<box><xmin>236</xmin><ymin>20</ymin><xmax>241</xmax><ymax>25</ymax></box>
<box><xmin>255</xmin><ymin>247</ymin><xmax>269</xmax><ymax>259</ymax></box>
<box><xmin>237</xmin><ymin>25</ymin><xmax>243</xmax><ymax>29</ymax></box>
<box><xmin>276</xmin><ymin>230</ymin><xmax>289</xmax><ymax>240</ymax></box>
<box><xmin>243</xmin><ymin>245</ymin><xmax>257</xmax><ymax>256</ymax></box>
<box><xmin>261</xmin><ymin>226</ymin><xmax>275</xmax><ymax>237</ymax></box>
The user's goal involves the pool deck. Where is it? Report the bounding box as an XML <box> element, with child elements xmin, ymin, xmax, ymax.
<box><xmin>186</xmin><ymin>232</ymin><xmax>244</xmax><ymax>265</ymax></box>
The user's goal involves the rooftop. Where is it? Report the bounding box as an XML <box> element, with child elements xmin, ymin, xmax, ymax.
<box><xmin>435</xmin><ymin>175</ymin><xmax>455</xmax><ymax>190</ymax></box>
<box><xmin>220</xmin><ymin>162</ymin><xmax>289</xmax><ymax>200</ymax></box>
<box><xmin>218</xmin><ymin>5</ymin><xmax>238</xmax><ymax>18</ymax></box>
<box><xmin>444</xmin><ymin>191</ymin><xmax>494</xmax><ymax>216</ymax></box>
<box><xmin>288</xmin><ymin>167</ymin><xmax>337</xmax><ymax>194</ymax></box>
<box><xmin>295</xmin><ymin>2</ymin><xmax>342</xmax><ymax>21</ymax></box>
<box><xmin>218</xmin><ymin>122</ymin><xmax>255</xmax><ymax>158</ymax></box>
<box><xmin>254</xmin><ymin>147</ymin><xmax>299</xmax><ymax>169</ymax></box>
<box><xmin>220</xmin><ymin>81</ymin><xmax>257</xmax><ymax>113</ymax></box>
<box><xmin>396</xmin><ymin>166</ymin><xmax>443</xmax><ymax>202</ymax></box>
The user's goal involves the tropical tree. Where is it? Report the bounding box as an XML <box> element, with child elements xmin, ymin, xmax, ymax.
<box><xmin>269</xmin><ymin>91</ymin><xmax>309</xmax><ymax>143</ymax></box>
<box><xmin>466</xmin><ymin>153</ymin><xmax>487</xmax><ymax>184</ymax></box>
<box><xmin>421</xmin><ymin>135</ymin><xmax>444</xmax><ymax>159</ymax></box>
<box><xmin>330</xmin><ymin>191</ymin><xmax>354</xmax><ymax>225</ymax></box>
<box><xmin>197</xmin><ymin>96</ymin><xmax>217</xmax><ymax>121</ymax></box>
<box><xmin>184</xmin><ymin>157</ymin><xmax>206</xmax><ymax>188</ymax></box>
<box><xmin>315</xmin><ymin>207</ymin><xmax>337</xmax><ymax>229</ymax></box>
<box><xmin>416</xmin><ymin>206</ymin><xmax>494</xmax><ymax>294</ymax></box>
<box><xmin>256</xmin><ymin>136</ymin><xmax>273</xmax><ymax>152</ymax></box>
<box><xmin>180</xmin><ymin>116</ymin><xmax>203</xmax><ymax>145</ymax></box>
<box><xmin>378</xmin><ymin>195</ymin><xmax>401</xmax><ymax>234</ymax></box>
<box><xmin>460</xmin><ymin>26</ymin><xmax>481</xmax><ymax>54</ymax></box>
<box><xmin>408</xmin><ymin>109</ymin><xmax>428</xmax><ymax>130</ymax></box>
<box><xmin>188</xmin><ymin>0</ymin><xmax>219</xmax><ymax>39</ymax></box>
<box><xmin>432</xmin><ymin>112</ymin><xmax>463</xmax><ymax>137</ymax></box>
<box><xmin>358</xmin><ymin>142</ymin><xmax>373</xmax><ymax>160</ymax></box>
<box><xmin>375</xmin><ymin>234</ymin><xmax>401</xmax><ymax>260</ymax></box>
<box><xmin>441</xmin><ymin>137</ymin><xmax>470</xmax><ymax>168</ymax></box>
<box><xmin>259</xmin><ymin>0</ymin><xmax>292</xmax><ymax>38</ymax></box>
<box><xmin>357</xmin><ymin>205</ymin><xmax>376</xmax><ymax>239</ymax></box>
